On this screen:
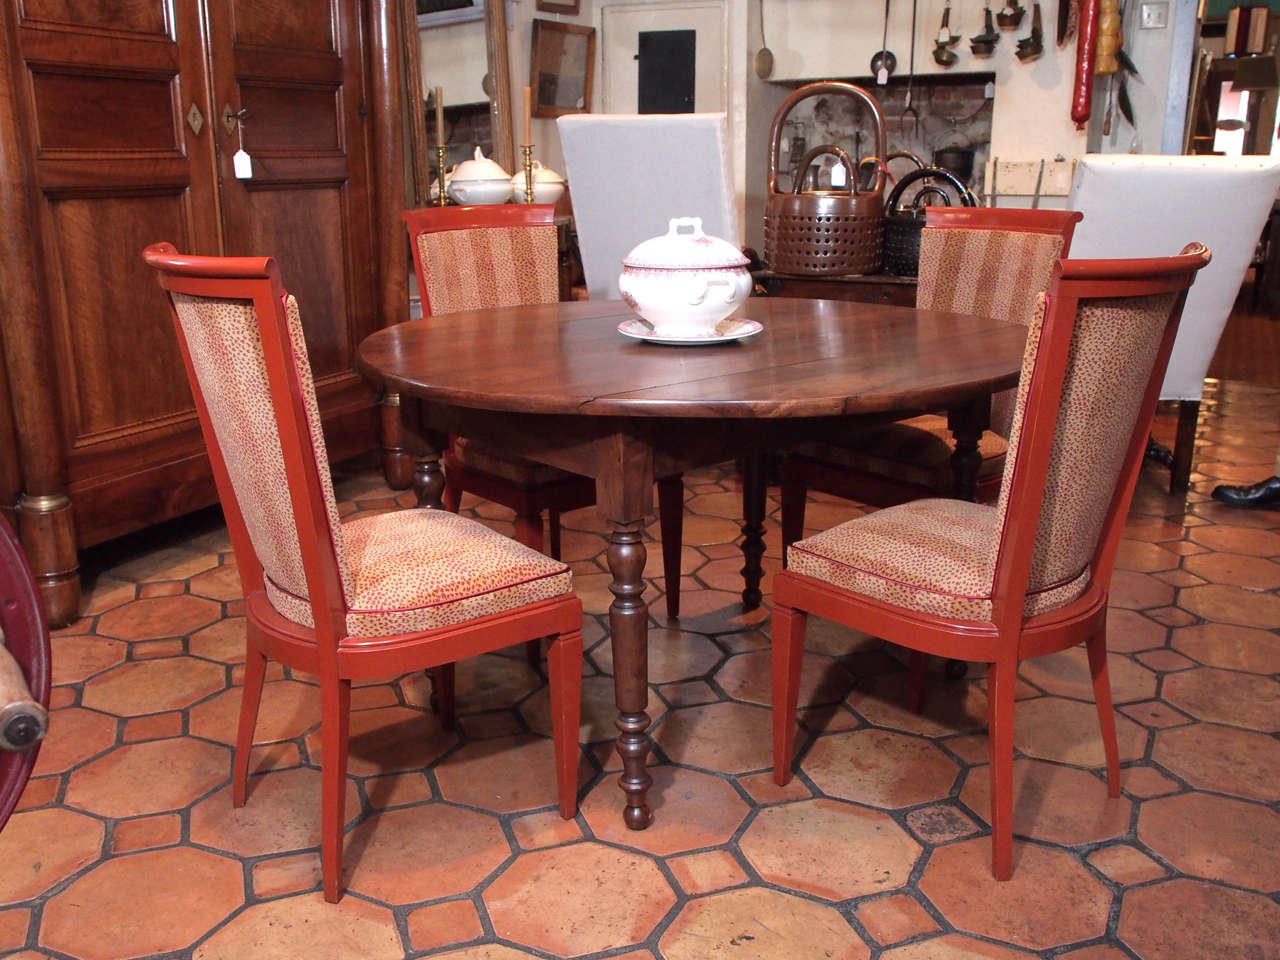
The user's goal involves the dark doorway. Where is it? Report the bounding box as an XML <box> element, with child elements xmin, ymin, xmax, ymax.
<box><xmin>637</xmin><ymin>30</ymin><xmax>696</xmax><ymax>113</ymax></box>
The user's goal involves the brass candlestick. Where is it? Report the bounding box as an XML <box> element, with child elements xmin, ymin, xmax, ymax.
<box><xmin>435</xmin><ymin>144</ymin><xmax>449</xmax><ymax>206</ymax></box>
<box><xmin>521</xmin><ymin>144</ymin><xmax>535</xmax><ymax>204</ymax></box>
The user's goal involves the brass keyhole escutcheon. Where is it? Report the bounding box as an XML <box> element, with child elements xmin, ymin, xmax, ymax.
<box><xmin>187</xmin><ymin>102</ymin><xmax>204</xmax><ymax>136</ymax></box>
<box><xmin>222</xmin><ymin>103</ymin><xmax>247</xmax><ymax>136</ymax></box>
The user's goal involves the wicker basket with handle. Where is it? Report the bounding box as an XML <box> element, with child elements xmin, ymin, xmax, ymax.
<box><xmin>765</xmin><ymin>82</ymin><xmax>887</xmax><ymax>276</ymax></box>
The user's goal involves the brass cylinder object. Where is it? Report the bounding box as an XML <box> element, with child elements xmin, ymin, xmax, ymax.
<box><xmin>521</xmin><ymin>144</ymin><xmax>535</xmax><ymax>204</ymax></box>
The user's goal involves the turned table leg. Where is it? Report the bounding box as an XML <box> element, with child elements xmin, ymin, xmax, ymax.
<box><xmin>607</xmin><ymin>519</ymin><xmax>653</xmax><ymax>829</ymax></box>
<box><xmin>739</xmin><ymin>452</ymin><xmax>767</xmax><ymax>610</ymax></box>
<box><xmin>403</xmin><ymin>404</ymin><xmax>446</xmax><ymax>509</ymax></box>
<box><xmin>948</xmin><ymin>395</ymin><xmax>991</xmax><ymax>503</ymax></box>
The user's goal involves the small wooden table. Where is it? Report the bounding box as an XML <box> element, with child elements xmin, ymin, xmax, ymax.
<box><xmin>357</xmin><ymin>297</ymin><xmax>1024</xmax><ymax>831</ymax></box>
<box><xmin>754</xmin><ymin>269</ymin><xmax>918</xmax><ymax>308</ymax></box>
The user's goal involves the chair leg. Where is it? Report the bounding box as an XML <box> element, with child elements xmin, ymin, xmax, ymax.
<box><xmin>441</xmin><ymin>478</ymin><xmax>462</xmax><ymax>514</ymax></box>
<box><xmin>548</xmin><ymin>510</ymin><xmax>562</xmax><ymax>560</ymax></box>
<box><xmin>1169</xmin><ymin>399</ymin><xmax>1199</xmax><ymax>495</ymax></box>
<box><xmin>233</xmin><ymin>641</ymin><xmax>267</xmax><ymax>808</ymax></box>
<box><xmin>987</xmin><ymin>655</ymin><xmax>1017</xmax><ymax>881</ymax></box>
<box><xmin>546</xmin><ymin>628</ymin><xmax>583</xmax><ymax>819</ymax></box>
<box><xmin>908</xmin><ymin>650</ymin><xmax>929</xmax><ymax>714</ymax></box>
<box><xmin>512</xmin><ymin>514</ymin><xmax>546</xmax><ymax>669</ymax></box>
<box><xmin>779</xmin><ymin>461</ymin><xmax>807</xmax><ymax>564</ymax></box>
<box><xmin>1086</xmin><ymin>632</ymin><xmax>1122</xmax><ymax>798</ymax></box>
<box><xmin>771</xmin><ymin>602</ymin><xmax>807</xmax><ymax>785</ymax></box>
<box><xmin>428</xmin><ymin>664</ymin><xmax>456</xmax><ymax>733</ymax></box>
<box><xmin>320</xmin><ymin>677</ymin><xmax>352</xmax><ymax>903</ymax></box>
<box><xmin>657</xmin><ymin>474</ymin><xmax>684</xmax><ymax>618</ymax></box>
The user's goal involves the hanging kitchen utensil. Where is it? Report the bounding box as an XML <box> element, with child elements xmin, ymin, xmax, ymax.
<box><xmin>754</xmin><ymin>0</ymin><xmax>774</xmax><ymax>79</ymax></box>
<box><xmin>765</xmin><ymin>82</ymin><xmax>888</xmax><ymax>276</ymax></box>
<box><xmin>1057</xmin><ymin>0</ymin><xmax>1069</xmax><ymax>44</ymax></box>
<box><xmin>901</xmin><ymin>0</ymin><xmax>921</xmax><ymax>135</ymax></box>
<box><xmin>933</xmin><ymin>1</ymin><xmax>960</xmax><ymax>66</ymax></box>
<box><xmin>871</xmin><ymin>0</ymin><xmax>897</xmax><ymax>83</ymax></box>
<box><xmin>1016</xmin><ymin>2</ymin><xmax>1045</xmax><ymax>61</ymax></box>
<box><xmin>971</xmin><ymin>6</ymin><xmax>999</xmax><ymax>55</ymax></box>
<box><xmin>882</xmin><ymin>166</ymin><xmax>976</xmax><ymax>277</ymax></box>
<box><xmin>997</xmin><ymin>1</ymin><xmax>1026</xmax><ymax>28</ymax></box>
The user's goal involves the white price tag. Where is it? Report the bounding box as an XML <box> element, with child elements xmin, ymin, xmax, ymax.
<box><xmin>876</xmin><ymin>66</ymin><xmax>889</xmax><ymax>85</ymax></box>
<box><xmin>830</xmin><ymin>162</ymin><xmax>847</xmax><ymax>187</ymax></box>
<box><xmin>233</xmin><ymin>148</ymin><xmax>253</xmax><ymax>180</ymax></box>
<box><xmin>984</xmin><ymin>81</ymin><xmax>996</xmax><ymax>99</ymax></box>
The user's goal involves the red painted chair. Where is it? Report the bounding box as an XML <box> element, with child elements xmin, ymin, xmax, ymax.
<box><xmin>781</xmin><ymin>208</ymin><xmax>1083</xmax><ymax>552</ymax></box>
<box><xmin>0</xmin><ymin>515</ymin><xmax>51</xmax><ymax>833</ymax></box>
<box><xmin>143</xmin><ymin>243</ymin><xmax>583</xmax><ymax>902</ymax></box>
<box><xmin>402</xmin><ymin>205</ymin><xmax>687</xmax><ymax>618</ymax></box>
<box><xmin>772</xmin><ymin>244</ymin><xmax>1210</xmax><ymax>879</ymax></box>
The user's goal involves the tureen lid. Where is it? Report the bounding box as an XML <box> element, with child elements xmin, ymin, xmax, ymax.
<box><xmin>451</xmin><ymin>146</ymin><xmax>510</xmax><ymax>183</ymax></box>
<box><xmin>511</xmin><ymin>160</ymin><xmax>565</xmax><ymax>186</ymax></box>
<box><xmin>622</xmin><ymin>217</ymin><xmax>748</xmax><ymax>269</ymax></box>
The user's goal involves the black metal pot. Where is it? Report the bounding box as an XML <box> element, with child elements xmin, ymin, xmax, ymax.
<box><xmin>932</xmin><ymin>146</ymin><xmax>976</xmax><ymax>184</ymax></box>
<box><xmin>882</xmin><ymin>167</ymin><xmax>975</xmax><ymax>277</ymax></box>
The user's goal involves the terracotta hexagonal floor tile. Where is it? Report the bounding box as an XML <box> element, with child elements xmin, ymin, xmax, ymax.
<box><xmin>654</xmin><ymin>701</ymin><xmax>774</xmax><ymax>773</ymax></box>
<box><xmin>958</xmin><ymin>759</ymin><xmax>1131</xmax><ymax>846</ymax></box>
<box><xmin>1107</xmin><ymin>570</ymin><xmax>1174</xmax><ymax>610</ymax></box>
<box><xmin>191</xmin><ymin>892</ymin><xmax>402</xmax><ymax>960</ymax></box>
<box><xmin>189</xmin><ymin>617</ymin><xmax>248</xmax><ymax>664</ymax></box>
<box><xmin>1137</xmin><ymin>792</ymin><xmax>1280</xmax><ymax>890</ymax></box>
<box><xmin>656</xmin><ymin>587</ymin><xmax>770</xmax><ymax>635</ymax></box>
<box><xmin>435</xmin><ymin>734</ymin><xmax>588</xmax><ymax>813</ymax></box>
<box><xmin>95</xmin><ymin>594</ymin><xmax>222</xmax><ymax>641</ymax></box>
<box><xmin>345</xmin><ymin>803</ymin><xmax>509</xmax><ymax>904</ymax></box>
<box><xmin>187</xmin><ymin>561</ymin><xmax>245</xmax><ymax>602</ymax></box>
<box><xmin>304</xmin><ymin>705</ymin><xmax>455</xmax><ymax>776</ymax></box>
<box><xmin>190</xmin><ymin>679</ymin><xmax>322</xmax><ymax>744</ymax></box>
<box><xmin>801</xmin><ymin>729</ymin><xmax>960</xmax><ymax>809</ymax></box>
<box><xmin>80</xmin><ymin>576</ymin><xmax>137</xmax><ymax>616</ymax></box>
<box><xmin>879</xmin><ymin>934</ymin><xmax>1038</xmax><ymax>959</ymax></box>
<box><xmin>666</xmin><ymin>849</ymin><xmax>748</xmax><ymax>895</ymax></box>
<box><xmin>1118</xmin><ymin>879</ymin><xmax>1280</xmax><ymax>960</ymax></box>
<box><xmin>432</xmin><ymin>947</ymin><xmax>542</xmax><ymax>960</ymax></box>
<box><xmin>581</xmin><ymin>765</ymin><xmax>748</xmax><ymax>856</ymax></box>
<box><xmin>484</xmin><ymin>842</ymin><xmax>675</xmax><ymax>957</ymax></box>
<box><xmin>65</xmin><ymin>738</ymin><xmax>229</xmax><ymax>818</ymax></box>
<box><xmin>108</xmin><ymin>545</ymin><xmax>219</xmax><ymax>583</ymax></box>
<box><xmin>521</xmin><ymin>675</ymin><xmax>654</xmax><ymax>745</ymax></box>
<box><xmin>905</xmin><ymin>803</ymin><xmax>981</xmax><ymax>844</ymax></box>
<box><xmin>1104</xmin><ymin>608</ymin><xmax>1167</xmax><ymax>653</ymax></box>
<box><xmin>406</xmin><ymin>899</ymin><xmax>485</xmax><ymax>953</ymax></box>
<box><xmin>1179</xmin><ymin>583</ymin><xmax>1280</xmax><ymax>629</ymax></box>
<box><xmin>190</xmin><ymin>767</ymin><xmax>361</xmax><ymax>857</ymax></box>
<box><xmin>588</xmin><ymin>628</ymin><xmax>722</xmax><ymax>683</ymax></box>
<box><xmin>401</xmin><ymin>653</ymin><xmax>543</xmax><ymax>714</ymax></box>
<box><xmin>0</xmin><ymin>808</ymin><xmax>103</xmax><ymax>905</ymax></box>
<box><xmin>1187</xmin><ymin>523</ymin><xmax>1280</xmax><ymax>556</ymax></box>
<box><xmin>919</xmin><ymin>838</ymin><xmax>1111</xmax><ymax>951</ymax></box>
<box><xmin>81</xmin><ymin>657</ymin><xmax>226</xmax><ymax>717</ymax></box>
<box><xmin>802</xmin><ymin>616</ymin><xmax>879</xmax><ymax>657</ymax></box>
<box><xmin>659</xmin><ymin>887</ymin><xmax>869</xmax><ymax>960</ymax></box>
<box><xmin>1017</xmin><ymin>648</ymin><xmax>1156</xmax><ymax>704</ymax></box>
<box><xmin>31</xmin><ymin>707</ymin><xmax>116</xmax><ymax>775</ymax></box>
<box><xmin>40</xmin><ymin>848</ymin><xmax>241</xmax><ymax>960</ymax></box>
<box><xmin>49</xmin><ymin>634</ymin><xmax>127</xmax><ymax>685</ymax></box>
<box><xmin>1114</xmin><ymin>539</ymin><xmax>1180</xmax><ymax>572</ymax></box>
<box><xmin>717</xmin><ymin>650</ymin><xmax>854</xmax><ymax>708</ymax></box>
<box><xmin>1152</xmin><ymin>723</ymin><xmax>1280</xmax><ymax>801</ymax></box>
<box><xmin>853</xmin><ymin>894</ymin><xmax>939</xmax><ymax>947</ymax></box>
<box><xmin>1170</xmin><ymin>622</ymin><xmax>1280</xmax><ymax>673</ymax></box>
<box><xmin>1085</xmin><ymin>843</ymin><xmax>1168</xmax><ymax>886</ymax></box>
<box><xmin>846</xmin><ymin>672</ymin><xmax>988</xmax><ymax>737</ymax></box>
<box><xmin>1011</xmin><ymin>697</ymin><xmax>1147</xmax><ymax>767</ymax></box>
<box><xmin>1182</xmin><ymin>551</ymin><xmax>1280</xmax><ymax>589</ymax></box>
<box><xmin>740</xmin><ymin>798</ymin><xmax>920</xmax><ymax>900</ymax></box>
<box><xmin>1161</xmin><ymin>667</ymin><xmax>1280</xmax><ymax>732</ymax></box>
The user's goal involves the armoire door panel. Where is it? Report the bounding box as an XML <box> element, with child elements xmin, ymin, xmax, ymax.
<box><xmin>231</xmin><ymin>0</ymin><xmax>335</xmax><ymax>53</ymax></box>
<box><xmin>19</xmin><ymin>0</ymin><xmax>170</xmax><ymax>37</ymax></box>
<box><xmin>239</xmin><ymin>83</ymin><xmax>340</xmax><ymax>153</ymax></box>
<box><xmin>18</xmin><ymin>25</ymin><xmax>179</xmax><ymax>72</ymax></box>
<box><xmin>30</xmin><ymin>70</ymin><xmax>178</xmax><ymax>152</ymax></box>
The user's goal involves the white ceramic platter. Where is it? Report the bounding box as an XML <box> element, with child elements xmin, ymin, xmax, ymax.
<box><xmin>617</xmin><ymin>317</ymin><xmax>763</xmax><ymax>345</ymax></box>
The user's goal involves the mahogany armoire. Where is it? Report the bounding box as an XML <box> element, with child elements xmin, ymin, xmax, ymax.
<box><xmin>0</xmin><ymin>0</ymin><xmax>411</xmax><ymax>625</ymax></box>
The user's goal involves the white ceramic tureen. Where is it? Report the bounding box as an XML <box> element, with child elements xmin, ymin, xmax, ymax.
<box><xmin>511</xmin><ymin>161</ymin><xmax>566</xmax><ymax>205</ymax></box>
<box><xmin>446</xmin><ymin>146</ymin><xmax>512</xmax><ymax>205</ymax></box>
<box><xmin>618</xmin><ymin>217</ymin><xmax>752</xmax><ymax>338</ymax></box>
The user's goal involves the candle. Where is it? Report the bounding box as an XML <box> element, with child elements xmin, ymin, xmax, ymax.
<box><xmin>434</xmin><ymin>86</ymin><xmax>445</xmax><ymax>149</ymax></box>
<box><xmin>523</xmin><ymin>85</ymin><xmax>532</xmax><ymax>146</ymax></box>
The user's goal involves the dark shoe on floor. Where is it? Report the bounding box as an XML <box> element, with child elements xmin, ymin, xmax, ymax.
<box><xmin>1211</xmin><ymin>475</ymin><xmax>1280</xmax><ymax>509</ymax></box>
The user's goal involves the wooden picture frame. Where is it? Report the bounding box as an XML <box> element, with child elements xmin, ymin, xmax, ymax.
<box><xmin>530</xmin><ymin>19</ymin><xmax>595</xmax><ymax>118</ymax></box>
<box><xmin>535</xmin><ymin>0</ymin><xmax>581</xmax><ymax>12</ymax></box>
<box><xmin>416</xmin><ymin>0</ymin><xmax>484</xmax><ymax>28</ymax></box>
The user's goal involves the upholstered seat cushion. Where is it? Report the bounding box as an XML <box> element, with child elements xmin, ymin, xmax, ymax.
<box><xmin>787</xmin><ymin>499</ymin><xmax>1090</xmax><ymax>622</ymax></box>
<box><xmin>449</xmin><ymin>435</ymin><xmax>577</xmax><ymax>487</ymax></box>
<box><xmin>266</xmin><ymin>508</ymin><xmax>572</xmax><ymax>637</ymax></box>
<box><xmin>792</xmin><ymin>415</ymin><xmax>1007</xmax><ymax>493</ymax></box>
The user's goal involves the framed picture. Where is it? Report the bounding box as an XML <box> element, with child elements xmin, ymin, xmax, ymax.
<box><xmin>416</xmin><ymin>0</ymin><xmax>484</xmax><ymax>28</ymax></box>
<box><xmin>530</xmin><ymin>19</ymin><xmax>595</xmax><ymax>118</ymax></box>
<box><xmin>535</xmin><ymin>0</ymin><xmax>581</xmax><ymax>12</ymax></box>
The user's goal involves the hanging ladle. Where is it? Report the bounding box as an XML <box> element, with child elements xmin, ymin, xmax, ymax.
<box><xmin>1016</xmin><ymin>2</ymin><xmax>1045</xmax><ymax>61</ymax></box>
<box><xmin>933</xmin><ymin>1</ymin><xmax>960</xmax><ymax>66</ymax></box>
<box><xmin>971</xmin><ymin>5</ymin><xmax>999</xmax><ymax>56</ymax></box>
<box><xmin>754</xmin><ymin>0</ymin><xmax>774</xmax><ymax>79</ymax></box>
<box><xmin>870</xmin><ymin>0</ymin><xmax>897</xmax><ymax>83</ymax></box>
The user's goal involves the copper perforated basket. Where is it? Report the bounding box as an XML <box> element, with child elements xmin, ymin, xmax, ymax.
<box><xmin>764</xmin><ymin>82</ymin><xmax>887</xmax><ymax>276</ymax></box>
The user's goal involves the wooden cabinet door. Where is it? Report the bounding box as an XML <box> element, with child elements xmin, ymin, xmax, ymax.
<box><xmin>206</xmin><ymin>0</ymin><xmax>379</xmax><ymax>462</ymax></box>
<box><xmin>12</xmin><ymin>0</ymin><xmax>224</xmax><ymax>546</ymax></box>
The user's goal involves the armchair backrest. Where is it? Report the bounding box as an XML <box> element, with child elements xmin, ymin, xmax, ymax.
<box><xmin>988</xmin><ymin>245</ymin><xmax>1210</xmax><ymax>630</ymax></box>
<box><xmin>403</xmin><ymin>205</ymin><xmax>560</xmax><ymax>317</ymax></box>
<box><xmin>142</xmin><ymin>244</ymin><xmax>350</xmax><ymax>645</ymax></box>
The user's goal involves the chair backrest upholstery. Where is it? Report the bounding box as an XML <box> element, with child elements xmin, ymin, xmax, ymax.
<box><xmin>142</xmin><ymin>244</ymin><xmax>351</xmax><ymax>640</ymax></box>
<box><xmin>558</xmin><ymin>113</ymin><xmax>739</xmax><ymax>300</ymax></box>
<box><xmin>1067</xmin><ymin>155</ymin><xmax>1280</xmax><ymax>401</ymax></box>
<box><xmin>918</xmin><ymin>207</ymin><xmax>1083</xmax><ymax>435</ymax></box>
<box><xmin>403</xmin><ymin>205</ymin><xmax>560</xmax><ymax>317</ymax></box>
<box><xmin>987</xmin><ymin>245</ymin><xmax>1210</xmax><ymax>625</ymax></box>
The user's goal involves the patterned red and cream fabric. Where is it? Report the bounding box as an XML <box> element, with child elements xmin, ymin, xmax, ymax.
<box><xmin>918</xmin><ymin>227</ymin><xmax>1064</xmax><ymax>437</ymax></box>
<box><xmin>267</xmin><ymin>508</ymin><xmax>572</xmax><ymax>637</ymax></box>
<box><xmin>993</xmin><ymin>291</ymin><xmax>1179</xmax><ymax>597</ymax></box>
<box><xmin>417</xmin><ymin>226</ymin><xmax>559</xmax><ymax>316</ymax></box>
<box><xmin>792</xmin><ymin>414</ymin><xmax>1007</xmax><ymax>491</ymax></box>
<box><xmin>788</xmin><ymin>499</ymin><xmax>1088</xmax><ymax>622</ymax></box>
<box><xmin>450</xmin><ymin>436</ymin><xmax>574</xmax><ymax>486</ymax></box>
<box><xmin>172</xmin><ymin>293</ymin><xmax>352</xmax><ymax>606</ymax></box>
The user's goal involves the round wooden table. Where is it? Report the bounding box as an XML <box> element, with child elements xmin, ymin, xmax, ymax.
<box><xmin>357</xmin><ymin>297</ymin><xmax>1025</xmax><ymax>830</ymax></box>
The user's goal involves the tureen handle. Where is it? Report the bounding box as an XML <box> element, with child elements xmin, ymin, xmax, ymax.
<box><xmin>687</xmin><ymin>276</ymin><xmax>736</xmax><ymax>306</ymax></box>
<box><xmin>668</xmin><ymin>216</ymin><xmax>705</xmax><ymax>239</ymax></box>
